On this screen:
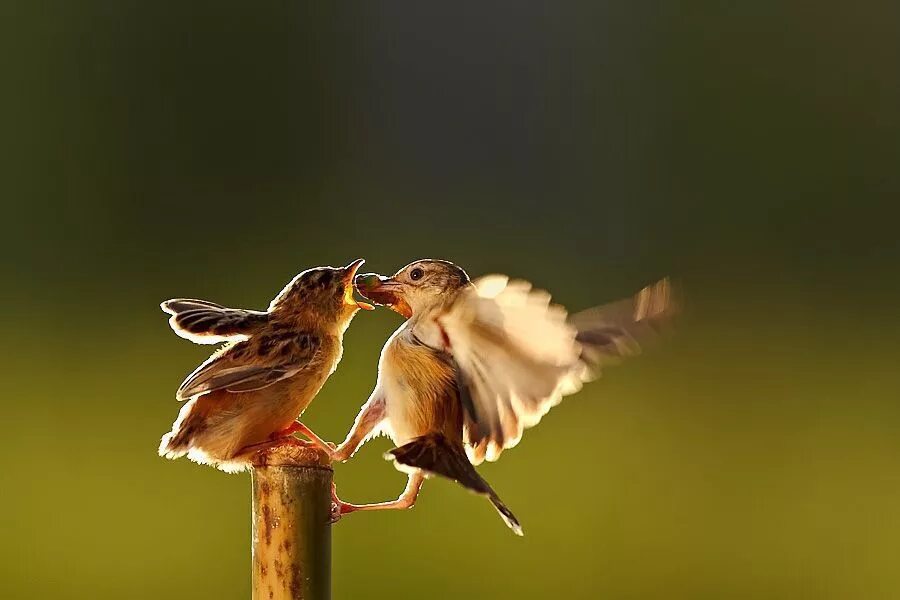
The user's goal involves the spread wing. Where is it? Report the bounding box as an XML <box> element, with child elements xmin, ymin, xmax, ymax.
<box><xmin>161</xmin><ymin>298</ymin><xmax>269</xmax><ymax>344</ymax></box>
<box><xmin>441</xmin><ymin>276</ymin><xmax>675</xmax><ymax>465</ymax></box>
<box><xmin>176</xmin><ymin>333</ymin><xmax>321</xmax><ymax>400</ymax></box>
<box><xmin>569</xmin><ymin>277</ymin><xmax>676</xmax><ymax>375</ymax></box>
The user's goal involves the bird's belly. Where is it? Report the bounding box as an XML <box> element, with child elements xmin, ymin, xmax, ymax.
<box><xmin>192</xmin><ymin>374</ymin><xmax>325</xmax><ymax>458</ymax></box>
<box><xmin>380</xmin><ymin>360</ymin><xmax>449</xmax><ymax>446</ymax></box>
<box><xmin>383</xmin><ymin>382</ymin><xmax>423</xmax><ymax>446</ymax></box>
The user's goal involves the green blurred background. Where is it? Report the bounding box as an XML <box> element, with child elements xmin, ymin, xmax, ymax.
<box><xmin>2</xmin><ymin>2</ymin><xmax>898</xmax><ymax>599</ymax></box>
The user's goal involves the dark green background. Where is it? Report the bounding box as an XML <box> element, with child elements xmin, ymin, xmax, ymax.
<box><xmin>2</xmin><ymin>2</ymin><xmax>898</xmax><ymax>599</ymax></box>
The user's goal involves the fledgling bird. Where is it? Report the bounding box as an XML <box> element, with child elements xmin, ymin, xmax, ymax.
<box><xmin>330</xmin><ymin>259</ymin><xmax>676</xmax><ymax>534</ymax></box>
<box><xmin>158</xmin><ymin>258</ymin><xmax>373</xmax><ymax>473</ymax></box>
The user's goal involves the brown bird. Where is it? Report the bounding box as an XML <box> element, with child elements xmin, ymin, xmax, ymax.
<box><xmin>330</xmin><ymin>259</ymin><xmax>675</xmax><ymax>534</ymax></box>
<box><xmin>158</xmin><ymin>258</ymin><xmax>373</xmax><ymax>472</ymax></box>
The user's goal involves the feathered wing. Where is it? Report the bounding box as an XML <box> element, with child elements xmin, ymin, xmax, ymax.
<box><xmin>569</xmin><ymin>277</ymin><xmax>676</xmax><ymax>374</ymax></box>
<box><xmin>176</xmin><ymin>333</ymin><xmax>321</xmax><ymax>401</ymax></box>
<box><xmin>161</xmin><ymin>298</ymin><xmax>269</xmax><ymax>344</ymax></box>
<box><xmin>439</xmin><ymin>276</ymin><xmax>580</xmax><ymax>464</ymax></box>
<box><xmin>441</xmin><ymin>276</ymin><xmax>676</xmax><ymax>465</ymax></box>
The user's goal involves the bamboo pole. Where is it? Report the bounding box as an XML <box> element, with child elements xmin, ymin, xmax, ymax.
<box><xmin>251</xmin><ymin>445</ymin><xmax>333</xmax><ymax>600</ymax></box>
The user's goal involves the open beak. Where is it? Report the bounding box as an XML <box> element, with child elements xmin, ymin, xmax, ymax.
<box><xmin>342</xmin><ymin>259</ymin><xmax>375</xmax><ymax>310</ymax></box>
<box><xmin>354</xmin><ymin>272</ymin><xmax>412</xmax><ymax>319</ymax></box>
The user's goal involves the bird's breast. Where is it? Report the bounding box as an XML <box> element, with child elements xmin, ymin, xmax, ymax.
<box><xmin>380</xmin><ymin>336</ymin><xmax>459</xmax><ymax>445</ymax></box>
<box><xmin>290</xmin><ymin>336</ymin><xmax>341</xmax><ymax>408</ymax></box>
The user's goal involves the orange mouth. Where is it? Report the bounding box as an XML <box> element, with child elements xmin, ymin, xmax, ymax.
<box><xmin>389</xmin><ymin>298</ymin><xmax>412</xmax><ymax>319</ymax></box>
<box><xmin>354</xmin><ymin>275</ymin><xmax>412</xmax><ymax>319</ymax></box>
<box><xmin>343</xmin><ymin>259</ymin><xmax>375</xmax><ymax>310</ymax></box>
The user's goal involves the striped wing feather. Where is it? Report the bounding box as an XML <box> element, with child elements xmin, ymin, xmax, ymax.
<box><xmin>442</xmin><ymin>276</ymin><xmax>676</xmax><ymax>465</ymax></box>
<box><xmin>161</xmin><ymin>298</ymin><xmax>269</xmax><ymax>344</ymax></box>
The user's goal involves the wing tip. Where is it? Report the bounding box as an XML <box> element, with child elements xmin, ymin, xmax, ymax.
<box><xmin>635</xmin><ymin>276</ymin><xmax>681</xmax><ymax>323</ymax></box>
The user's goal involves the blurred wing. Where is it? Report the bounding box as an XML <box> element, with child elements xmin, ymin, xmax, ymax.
<box><xmin>441</xmin><ymin>276</ymin><xmax>583</xmax><ymax>465</ymax></box>
<box><xmin>444</xmin><ymin>276</ymin><xmax>677</xmax><ymax>465</ymax></box>
<box><xmin>176</xmin><ymin>334</ymin><xmax>321</xmax><ymax>400</ymax></box>
<box><xmin>161</xmin><ymin>298</ymin><xmax>269</xmax><ymax>344</ymax></box>
<box><xmin>569</xmin><ymin>277</ymin><xmax>677</xmax><ymax>377</ymax></box>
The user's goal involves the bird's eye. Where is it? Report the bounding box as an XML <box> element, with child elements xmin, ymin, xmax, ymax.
<box><xmin>410</xmin><ymin>268</ymin><xmax>424</xmax><ymax>281</ymax></box>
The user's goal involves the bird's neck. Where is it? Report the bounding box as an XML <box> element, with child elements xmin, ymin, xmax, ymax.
<box><xmin>271</xmin><ymin>307</ymin><xmax>336</xmax><ymax>333</ymax></box>
<box><xmin>404</xmin><ymin>304</ymin><xmax>450</xmax><ymax>350</ymax></box>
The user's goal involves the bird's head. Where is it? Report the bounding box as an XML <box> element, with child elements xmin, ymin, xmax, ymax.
<box><xmin>354</xmin><ymin>259</ymin><xmax>471</xmax><ymax>318</ymax></box>
<box><xmin>270</xmin><ymin>258</ymin><xmax>374</xmax><ymax>328</ymax></box>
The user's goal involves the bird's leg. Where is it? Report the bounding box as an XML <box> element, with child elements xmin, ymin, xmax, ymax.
<box><xmin>281</xmin><ymin>421</ymin><xmax>334</xmax><ymax>454</ymax></box>
<box><xmin>236</xmin><ymin>421</ymin><xmax>326</xmax><ymax>457</ymax></box>
<box><xmin>331</xmin><ymin>472</ymin><xmax>425</xmax><ymax>521</ymax></box>
<box><xmin>331</xmin><ymin>396</ymin><xmax>386</xmax><ymax>462</ymax></box>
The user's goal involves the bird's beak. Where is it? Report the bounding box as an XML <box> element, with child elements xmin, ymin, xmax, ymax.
<box><xmin>354</xmin><ymin>272</ymin><xmax>413</xmax><ymax>319</ymax></box>
<box><xmin>342</xmin><ymin>259</ymin><xmax>375</xmax><ymax>310</ymax></box>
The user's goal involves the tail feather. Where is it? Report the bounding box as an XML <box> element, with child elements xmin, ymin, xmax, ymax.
<box><xmin>159</xmin><ymin>426</ymin><xmax>192</xmax><ymax>460</ymax></box>
<box><xmin>385</xmin><ymin>433</ymin><xmax>523</xmax><ymax>536</ymax></box>
<box><xmin>158</xmin><ymin>399</ymin><xmax>199</xmax><ymax>460</ymax></box>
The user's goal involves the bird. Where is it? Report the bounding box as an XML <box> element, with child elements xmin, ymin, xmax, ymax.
<box><xmin>158</xmin><ymin>258</ymin><xmax>374</xmax><ymax>473</ymax></box>
<box><xmin>329</xmin><ymin>259</ymin><xmax>676</xmax><ymax>534</ymax></box>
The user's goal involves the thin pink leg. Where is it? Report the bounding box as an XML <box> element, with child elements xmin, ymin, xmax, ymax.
<box><xmin>332</xmin><ymin>395</ymin><xmax>386</xmax><ymax>462</ymax></box>
<box><xmin>286</xmin><ymin>421</ymin><xmax>335</xmax><ymax>455</ymax></box>
<box><xmin>332</xmin><ymin>472</ymin><xmax>425</xmax><ymax>520</ymax></box>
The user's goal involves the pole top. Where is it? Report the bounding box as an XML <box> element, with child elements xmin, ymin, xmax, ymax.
<box><xmin>252</xmin><ymin>444</ymin><xmax>333</xmax><ymax>470</ymax></box>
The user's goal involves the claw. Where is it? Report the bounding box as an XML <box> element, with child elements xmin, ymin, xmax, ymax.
<box><xmin>329</xmin><ymin>501</ymin><xmax>343</xmax><ymax>524</ymax></box>
<box><xmin>329</xmin><ymin>481</ymin><xmax>356</xmax><ymax>519</ymax></box>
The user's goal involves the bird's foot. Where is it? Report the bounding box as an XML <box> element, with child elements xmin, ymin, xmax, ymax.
<box><xmin>282</xmin><ymin>421</ymin><xmax>337</xmax><ymax>457</ymax></box>
<box><xmin>329</xmin><ymin>482</ymin><xmax>357</xmax><ymax>523</ymax></box>
<box><xmin>329</xmin><ymin>501</ymin><xmax>343</xmax><ymax>524</ymax></box>
<box><xmin>329</xmin><ymin>446</ymin><xmax>350</xmax><ymax>463</ymax></box>
<box><xmin>321</xmin><ymin>441</ymin><xmax>340</xmax><ymax>463</ymax></box>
